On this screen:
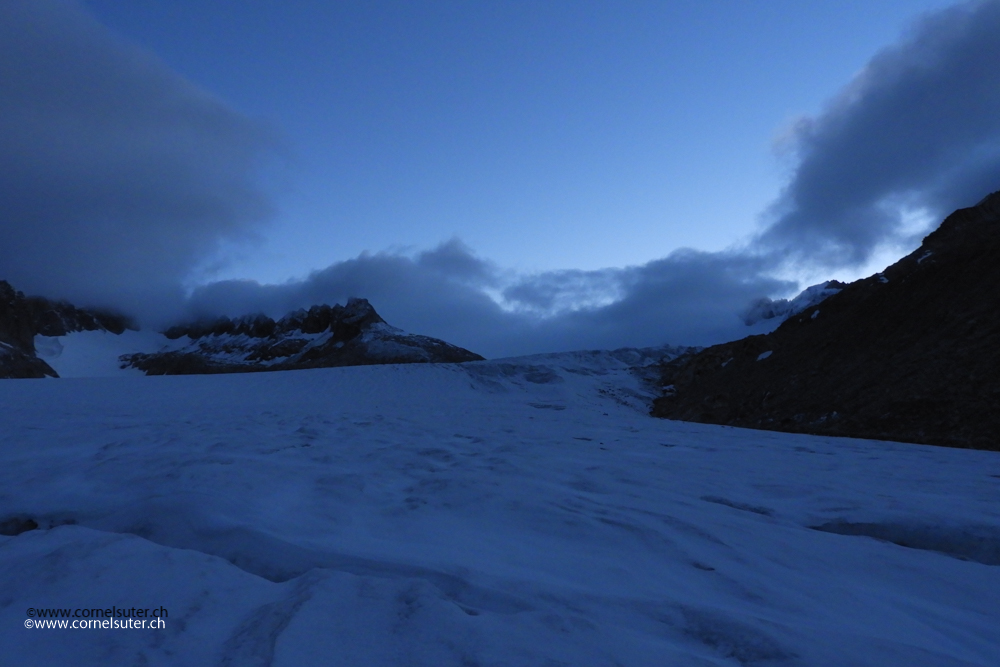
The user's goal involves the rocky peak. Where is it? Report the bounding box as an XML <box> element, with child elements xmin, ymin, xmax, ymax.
<box><xmin>125</xmin><ymin>298</ymin><xmax>483</xmax><ymax>375</ymax></box>
<box><xmin>741</xmin><ymin>280</ymin><xmax>847</xmax><ymax>326</ymax></box>
<box><xmin>652</xmin><ymin>189</ymin><xmax>1000</xmax><ymax>450</ymax></box>
<box><xmin>165</xmin><ymin>298</ymin><xmax>385</xmax><ymax>341</ymax></box>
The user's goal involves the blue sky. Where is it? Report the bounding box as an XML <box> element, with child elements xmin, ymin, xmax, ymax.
<box><xmin>3</xmin><ymin>1</ymin><xmax>999</xmax><ymax>356</ymax></box>
<box><xmin>82</xmin><ymin>0</ymin><xmax>957</xmax><ymax>280</ymax></box>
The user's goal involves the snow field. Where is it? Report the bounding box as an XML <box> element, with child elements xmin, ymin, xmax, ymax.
<box><xmin>1</xmin><ymin>355</ymin><xmax>999</xmax><ymax>665</ymax></box>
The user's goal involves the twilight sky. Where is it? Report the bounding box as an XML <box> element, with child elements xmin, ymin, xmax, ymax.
<box><xmin>2</xmin><ymin>0</ymin><xmax>999</xmax><ymax>356</ymax></box>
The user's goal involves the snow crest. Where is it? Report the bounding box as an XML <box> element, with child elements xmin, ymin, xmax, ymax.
<box><xmin>742</xmin><ymin>281</ymin><xmax>844</xmax><ymax>326</ymax></box>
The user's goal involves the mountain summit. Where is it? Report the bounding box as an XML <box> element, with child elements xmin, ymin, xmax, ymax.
<box><xmin>653</xmin><ymin>190</ymin><xmax>1000</xmax><ymax>450</ymax></box>
<box><xmin>1</xmin><ymin>284</ymin><xmax>483</xmax><ymax>378</ymax></box>
<box><xmin>121</xmin><ymin>298</ymin><xmax>484</xmax><ymax>374</ymax></box>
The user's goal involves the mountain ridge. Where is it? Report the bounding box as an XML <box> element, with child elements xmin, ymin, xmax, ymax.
<box><xmin>121</xmin><ymin>298</ymin><xmax>485</xmax><ymax>374</ymax></box>
<box><xmin>0</xmin><ymin>283</ymin><xmax>486</xmax><ymax>377</ymax></box>
<box><xmin>652</xmin><ymin>190</ymin><xmax>1000</xmax><ymax>450</ymax></box>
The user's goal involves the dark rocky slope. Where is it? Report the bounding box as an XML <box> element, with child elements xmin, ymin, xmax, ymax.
<box><xmin>652</xmin><ymin>191</ymin><xmax>1000</xmax><ymax>451</ymax></box>
<box><xmin>0</xmin><ymin>281</ymin><xmax>131</xmax><ymax>378</ymax></box>
<box><xmin>121</xmin><ymin>298</ymin><xmax>484</xmax><ymax>374</ymax></box>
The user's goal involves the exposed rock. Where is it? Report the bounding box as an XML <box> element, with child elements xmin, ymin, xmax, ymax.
<box><xmin>652</xmin><ymin>190</ymin><xmax>1000</xmax><ymax>451</ymax></box>
<box><xmin>741</xmin><ymin>281</ymin><xmax>846</xmax><ymax>326</ymax></box>
<box><xmin>123</xmin><ymin>298</ymin><xmax>485</xmax><ymax>374</ymax></box>
<box><xmin>0</xmin><ymin>341</ymin><xmax>56</xmax><ymax>379</ymax></box>
<box><xmin>0</xmin><ymin>280</ymin><xmax>133</xmax><ymax>378</ymax></box>
<box><xmin>0</xmin><ymin>281</ymin><xmax>39</xmax><ymax>354</ymax></box>
<box><xmin>0</xmin><ymin>516</ymin><xmax>39</xmax><ymax>537</ymax></box>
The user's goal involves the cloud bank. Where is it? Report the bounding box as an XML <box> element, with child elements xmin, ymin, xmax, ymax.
<box><xmin>188</xmin><ymin>240</ymin><xmax>793</xmax><ymax>357</ymax></box>
<box><xmin>0</xmin><ymin>0</ymin><xmax>278</xmax><ymax>320</ymax></box>
<box><xmin>759</xmin><ymin>0</ymin><xmax>1000</xmax><ymax>267</ymax></box>
<box><xmin>188</xmin><ymin>1</ymin><xmax>1000</xmax><ymax>357</ymax></box>
<box><xmin>4</xmin><ymin>1</ymin><xmax>1000</xmax><ymax>357</ymax></box>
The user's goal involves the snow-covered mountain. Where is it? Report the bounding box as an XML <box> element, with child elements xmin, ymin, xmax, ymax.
<box><xmin>741</xmin><ymin>280</ymin><xmax>845</xmax><ymax>326</ymax></box>
<box><xmin>0</xmin><ymin>277</ymin><xmax>834</xmax><ymax>380</ymax></box>
<box><xmin>120</xmin><ymin>298</ymin><xmax>484</xmax><ymax>374</ymax></box>
<box><xmin>2</xmin><ymin>352</ymin><xmax>998</xmax><ymax>665</ymax></box>
<box><xmin>1</xmin><ymin>289</ymin><xmax>486</xmax><ymax>378</ymax></box>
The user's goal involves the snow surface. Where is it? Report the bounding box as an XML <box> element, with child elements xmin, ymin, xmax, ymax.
<box><xmin>2</xmin><ymin>355</ymin><xmax>999</xmax><ymax>666</ymax></box>
<box><xmin>741</xmin><ymin>282</ymin><xmax>843</xmax><ymax>327</ymax></box>
<box><xmin>34</xmin><ymin>330</ymin><xmax>178</xmax><ymax>378</ymax></box>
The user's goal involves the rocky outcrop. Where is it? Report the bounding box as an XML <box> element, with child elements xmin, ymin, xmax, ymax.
<box><xmin>1</xmin><ymin>281</ymin><xmax>131</xmax><ymax>342</ymax></box>
<box><xmin>0</xmin><ymin>280</ymin><xmax>134</xmax><ymax>378</ymax></box>
<box><xmin>741</xmin><ymin>281</ymin><xmax>846</xmax><ymax>326</ymax></box>
<box><xmin>0</xmin><ymin>282</ymin><xmax>39</xmax><ymax>357</ymax></box>
<box><xmin>122</xmin><ymin>298</ymin><xmax>485</xmax><ymax>374</ymax></box>
<box><xmin>0</xmin><ymin>341</ymin><xmax>55</xmax><ymax>379</ymax></box>
<box><xmin>652</xmin><ymin>191</ymin><xmax>1000</xmax><ymax>451</ymax></box>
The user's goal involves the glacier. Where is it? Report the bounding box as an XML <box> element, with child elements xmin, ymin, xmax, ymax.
<box><xmin>1</xmin><ymin>353</ymin><xmax>998</xmax><ymax>666</ymax></box>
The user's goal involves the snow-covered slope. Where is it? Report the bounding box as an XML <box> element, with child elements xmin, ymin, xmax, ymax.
<box><xmin>1</xmin><ymin>357</ymin><xmax>998</xmax><ymax>665</ymax></box>
<box><xmin>741</xmin><ymin>281</ymin><xmax>845</xmax><ymax>326</ymax></box>
<box><xmin>1</xmin><ymin>279</ymin><xmax>133</xmax><ymax>379</ymax></box>
<box><xmin>34</xmin><ymin>330</ymin><xmax>178</xmax><ymax>378</ymax></box>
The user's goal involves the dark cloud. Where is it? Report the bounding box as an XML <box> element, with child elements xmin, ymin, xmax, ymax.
<box><xmin>759</xmin><ymin>0</ymin><xmax>1000</xmax><ymax>266</ymax></box>
<box><xmin>417</xmin><ymin>238</ymin><xmax>498</xmax><ymax>286</ymax></box>
<box><xmin>0</xmin><ymin>0</ymin><xmax>278</xmax><ymax>322</ymax></box>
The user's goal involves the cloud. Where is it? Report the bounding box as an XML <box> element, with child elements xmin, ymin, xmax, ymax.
<box><xmin>0</xmin><ymin>0</ymin><xmax>278</xmax><ymax>322</ymax></box>
<box><xmin>7</xmin><ymin>1</ymin><xmax>1000</xmax><ymax>358</ymax></box>
<box><xmin>759</xmin><ymin>0</ymin><xmax>1000</xmax><ymax>267</ymax></box>
<box><xmin>188</xmin><ymin>242</ymin><xmax>792</xmax><ymax>358</ymax></box>
<box><xmin>186</xmin><ymin>1</ymin><xmax>1000</xmax><ymax>358</ymax></box>
<box><xmin>502</xmin><ymin>268</ymin><xmax>625</xmax><ymax>315</ymax></box>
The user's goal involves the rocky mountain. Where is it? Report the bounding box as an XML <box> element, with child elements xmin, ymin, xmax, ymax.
<box><xmin>0</xmin><ymin>281</ymin><xmax>131</xmax><ymax>379</ymax></box>
<box><xmin>1</xmin><ymin>283</ymin><xmax>483</xmax><ymax>378</ymax></box>
<box><xmin>120</xmin><ymin>298</ymin><xmax>484</xmax><ymax>374</ymax></box>
<box><xmin>652</xmin><ymin>190</ymin><xmax>1000</xmax><ymax>451</ymax></box>
<box><xmin>741</xmin><ymin>280</ymin><xmax>846</xmax><ymax>326</ymax></box>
